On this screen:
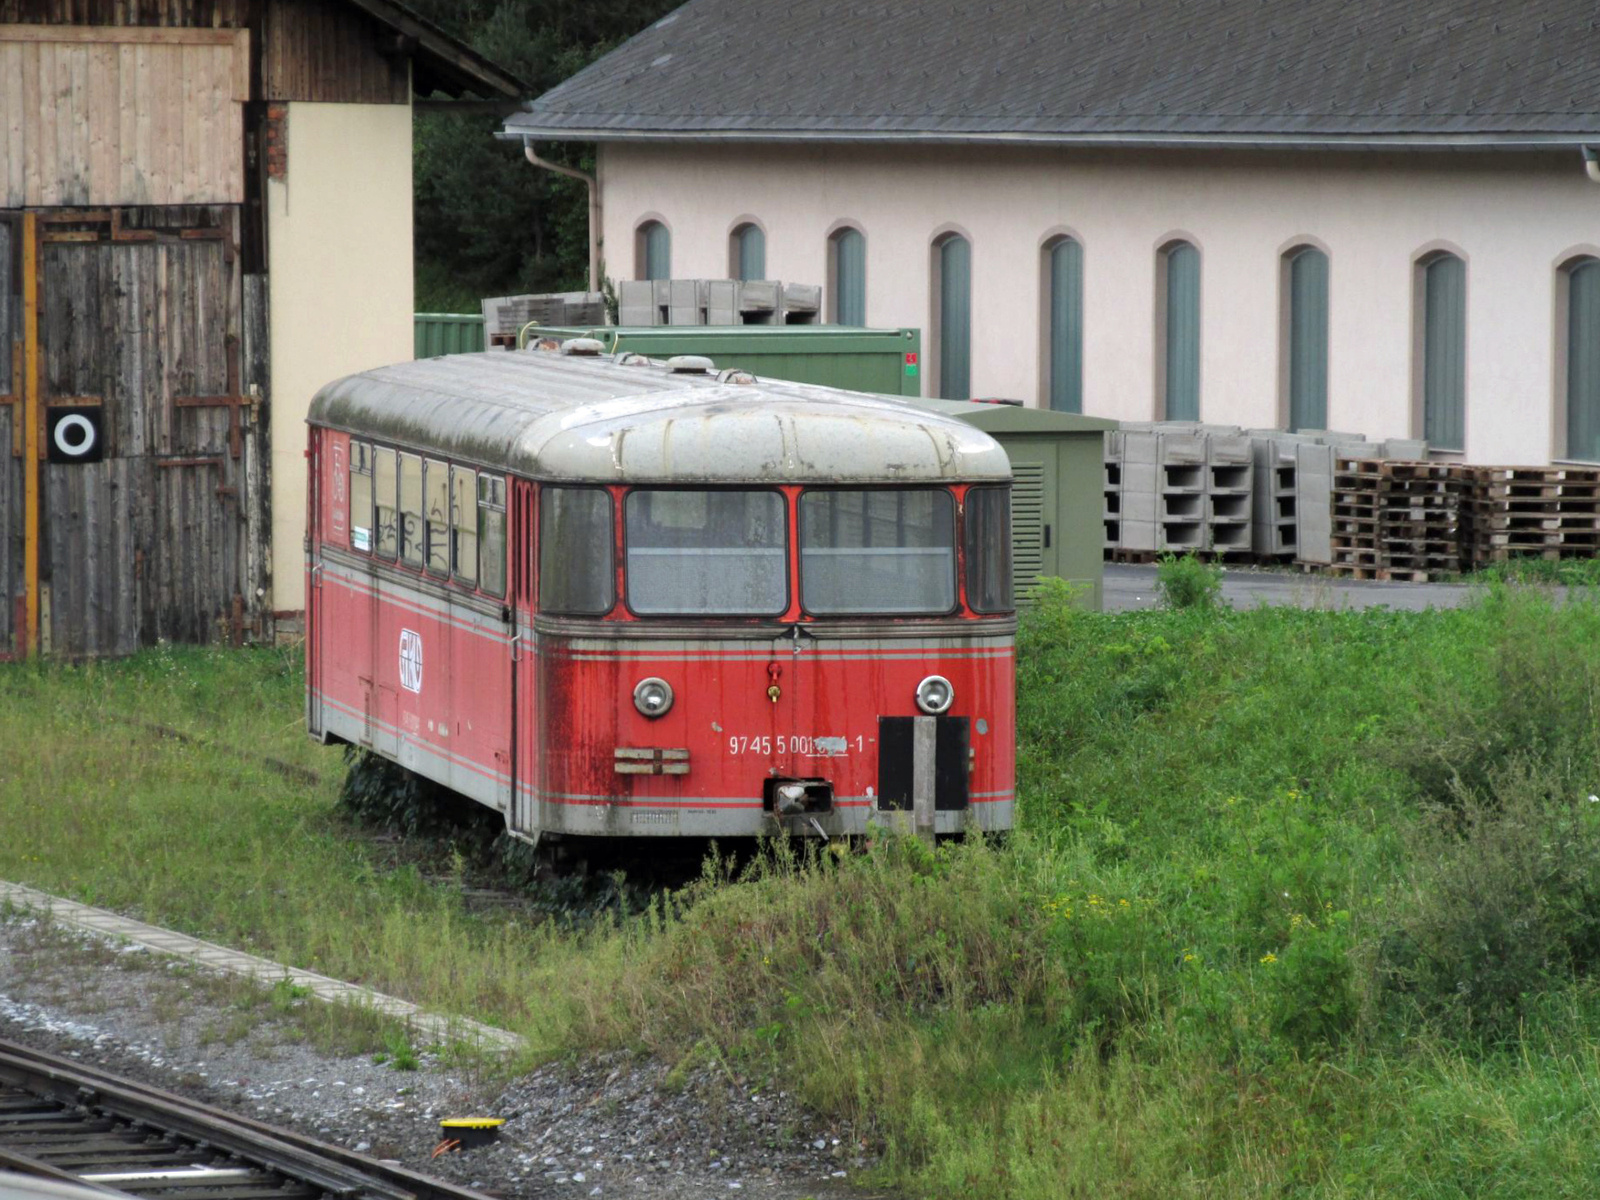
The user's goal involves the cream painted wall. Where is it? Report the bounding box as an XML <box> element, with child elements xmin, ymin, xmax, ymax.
<box><xmin>268</xmin><ymin>101</ymin><xmax>415</xmax><ymax>613</ymax></box>
<box><xmin>599</xmin><ymin>142</ymin><xmax>1600</xmax><ymax>465</ymax></box>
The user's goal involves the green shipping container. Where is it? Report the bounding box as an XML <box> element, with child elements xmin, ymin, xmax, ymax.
<box><xmin>415</xmin><ymin>313</ymin><xmax>486</xmax><ymax>359</ymax></box>
<box><xmin>910</xmin><ymin>400</ymin><xmax>1116</xmax><ymax>611</ymax></box>
<box><xmin>534</xmin><ymin>324</ymin><xmax>923</xmax><ymax>396</ymax></box>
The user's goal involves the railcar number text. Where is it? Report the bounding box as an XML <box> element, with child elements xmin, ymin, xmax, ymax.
<box><xmin>727</xmin><ymin>735</ymin><xmax>865</xmax><ymax>757</ymax></box>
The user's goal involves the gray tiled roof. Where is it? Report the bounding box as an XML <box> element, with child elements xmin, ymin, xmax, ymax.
<box><xmin>502</xmin><ymin>0</ymin><xmax>1600</xmax><ymax>146</ymax></box>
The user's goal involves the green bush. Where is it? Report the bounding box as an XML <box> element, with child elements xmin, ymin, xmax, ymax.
<box><xmin>1155</xmin><ymin>551</ymin><xmax>1224</xmax><ymax>610</ymax></box>
<box><xmin>1377</xmin><ymin>765</ymin><xmax>1600</xmax><ymax>1040</ymax></box>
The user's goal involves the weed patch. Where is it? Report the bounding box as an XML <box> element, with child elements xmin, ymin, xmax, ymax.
<box><xmin>11</xmin><ymin>591</ymin><xmax>1600</xmax><ymax>1195</ymax></box>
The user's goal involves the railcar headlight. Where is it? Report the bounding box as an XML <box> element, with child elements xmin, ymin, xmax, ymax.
<box><xmin>633</xmin><ymin>677</ymin><xmax>674</xmax><ymax>718</ymax></box>
<box><xmin>915</xmin><ymin>675</ymin><xmax>954</xmax><ymax>715</ymax></box>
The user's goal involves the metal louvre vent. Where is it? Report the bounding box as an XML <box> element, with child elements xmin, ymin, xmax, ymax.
<box><xmin>1010</xmin><ymin>462</ymin><xmax>1046</xmax><ymax>601</ymax></box>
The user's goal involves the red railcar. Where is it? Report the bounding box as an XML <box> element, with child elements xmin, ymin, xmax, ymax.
<box><xmin>305</xmin><ymin>345</ymin><xmax>1016</xmax><ymax>845</ymax></box>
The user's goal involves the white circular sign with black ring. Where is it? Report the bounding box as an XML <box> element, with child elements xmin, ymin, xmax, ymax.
<box><xmin>46</xmin><ymin>407</ymin><xmax>104</xmax><ymax>464</ymax></box>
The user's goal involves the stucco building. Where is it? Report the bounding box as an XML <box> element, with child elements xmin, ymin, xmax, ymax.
<box><xmin>505</xmin><ymin>0</ymin><xmax>1600</xmax><ymax>467</ymax></box>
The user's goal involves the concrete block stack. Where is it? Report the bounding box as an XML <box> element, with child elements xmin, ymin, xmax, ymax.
<box><xmin>1249</xmin><ymin>434</ymin><xmax>1304</xmax><ymax>558</ymax></box>
<box><xmin>1157</xmin><ymin>431</ymin><xmax>1208</xmax><ymax>551</ymax></box>
<box><xmin>1103</xmin><ymin>431</ymin><xmax>1123</xmax><ymax>552</ymax></box>
<box><xmin>483</xmin><ymin>292</ymin><xmax>606</xmax><ymax>342</ymax></box>
<box><xmin>1463</xmin><ymin>466</ymin><xmax>1600</xmax><ymax>565</ymax></box>
<box><xmin>1104</xmin><ymin>429</ymin><xmax>1161</xmax><ymax>553</ymax></box>
<box><xmin>1206</xmin><ymin>433</ymin><xmax>1254</xmax><ymax>556</ymax></box>
<box><xmin>613</xmin><ymin>279</ymin><xmax>822</xmax><ymax>327</ymax></box>
<box><xmin>1103</xmin><ymin>424</ymin><xmax>1254</xmax><ymax>556</ymax></box>
<box><xmin>1106</xmin><ymin>425</ymin><xmax>1439</xmax><ymax>568</ymax></box>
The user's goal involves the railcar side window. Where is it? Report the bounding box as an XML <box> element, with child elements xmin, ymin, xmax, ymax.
<box><xmin>348</xmin><ymin>441</ymin><xmax>373</xmax><ymax>553</ymax></box>
<box><xmin>450</xmin><ymin>466</ymin><xmax>478</xmax><ymax>585</ymax></box>
<box><xmin>799</xmin><ymin>489</ymin><xmax>956</xmax><ymax>614</ymax></box>
<box><xmin>399</xmin><ymin>453</ymin><xmax>424</xmax><ymax>567</ymax></box>
<box><xmin>625</xmin><ymin>490</ymin><xmax>787</xmax><ymax>616</ymax></box>
<box><xmin>423</xmin><ymin>459</ymin><xmax>449</xmax><ymax>576</ymax></box>
<box><xmin>964</xmin><ymin>486</ymin><xmax>1014</xmax><ymax>613</ymax></box>
<box><xmin>540</xmin><ymin>487</ymin><xmax>614</xmax><ymax>614</ymax></box>
<box><xmin>479</xmin><ymin>474</ymin><xmax>507</xmax><ymax>596</ymax></box>
<box><xmin>373</xmin><ymin>447</ymin><xmax>398</xmax><ymax>559</ymax></box>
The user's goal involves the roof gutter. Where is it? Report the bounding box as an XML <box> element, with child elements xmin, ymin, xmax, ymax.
<box><xmin>522</xmin><ymin>138</ymin><xmax>601</xmax><ymax>293</ymax></box>
<box><xmin>495</xmin><ymin>126</ymin><xmax>1600</xmax><ymax>153</ymax></box>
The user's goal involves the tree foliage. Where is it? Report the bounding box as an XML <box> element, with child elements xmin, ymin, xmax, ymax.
<box><xmin>408</xmin><ymin>0</ymin><xmax>677</xmax><ymax>310</ymax></box>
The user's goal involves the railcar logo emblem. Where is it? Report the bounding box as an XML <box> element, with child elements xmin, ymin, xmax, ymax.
<box><xmin>399</xmin><ymin>629</ymin><xmax>423</xmax><ymax>693</ymax></box>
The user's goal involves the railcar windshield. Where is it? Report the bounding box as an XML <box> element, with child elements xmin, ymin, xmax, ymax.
<box><xmin>964</xmin><ymin>486</ymin><xmax>1014</xmax><ymax>613</ymax></box>
<box><xmin>625</xmin><ymin>489</ymin><xmax>788</xmax><ymax>615</ymax></box>
<box><xmin>799</xmin><ymin>489</ymin><xmax>956</xmax><ymax>614</ymax></box>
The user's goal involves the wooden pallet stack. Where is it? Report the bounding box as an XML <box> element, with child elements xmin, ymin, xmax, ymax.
<box><xmin>1330</xmin><ymin>459</ymin><xmax>1465</xmax><ymax>581</ymax></box>
<box><xmin>1464</xmin><ymin>466</ymin><xmax>1600</xmax><ymax>564</ymax></box>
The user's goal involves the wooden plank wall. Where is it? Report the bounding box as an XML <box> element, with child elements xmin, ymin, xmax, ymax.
<box><xmin>0</xmin><ymin>219</ymin><xmax>14</xmax><ymax>653</ymax></box>
<box><xmin>262</xmin><ymin>0</ymin><xmax>408</xmax><ymax>103</ymax></box>
<box><xmin>38</xmin><ymin>206</ymin><xmax>256</xmax><ymax>654</ymax></box>
<box><xmin>0</xmin><ymin>217</ymin><xmax>12</xmax><ymax>389</ymax></box>
<box><xmin>0</xmin><ymin>26</ymin><xmax>248</xmax><ymax>208</ymax></box>
<box><xmin>0</xmin><ymin>2</ymin><xmax>248</xmax><ymax>27</ymax></box>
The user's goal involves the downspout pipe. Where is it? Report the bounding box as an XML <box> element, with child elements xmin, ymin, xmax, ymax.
<box><xmin>523</xmin><ymin>137</ymin><xmax>600</xmax><ymax>292</ymax></box>
<box><xmin>1584</xmin><ymin>146</ymin><xmax>1600</xmax><ymax>183</ymax></box>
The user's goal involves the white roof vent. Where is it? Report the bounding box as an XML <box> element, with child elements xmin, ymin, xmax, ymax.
<box><xmin>529</xmin><ymin>336</ymin><xmax>563</xmax><ymax>353</ymax></box>
<box><xmin>717</xmin><ymin>368</ymin><xmax>756</xmax><ymax>385</ymax></box>
<box><xmin>616</xmin><ymin>352</ymin><xmax>652</xmax><ymax>367</ymax></box>
<box><xmin>666</xmin><ymin>354</ymin><xmax>715</xmax><ymax>374</ymax></box>
<box><xmin>561</xmin><ymin>337</ymin><xmax>606</xmax><ymax>357</ymax></box>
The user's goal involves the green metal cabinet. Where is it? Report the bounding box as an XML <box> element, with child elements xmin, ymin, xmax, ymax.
<box><xmin>910</xmin><ymin>400</ymin><xmax>1117</xmax><ymax>610</ymax></box>
<box><xmin>535</xmin><ymin>325</ymin><xmax>923</xmax><ymax>397</ymax></box>
<box><xmin>414</xmin><ymin>313</ymin><xmax>486</xmax><ymax>358</ymax></box>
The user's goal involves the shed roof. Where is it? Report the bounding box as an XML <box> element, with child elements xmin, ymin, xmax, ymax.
<box><xmin>308</xmin><ymin>351</ymin><xmax>1012</xmax><ymax>485</ymax></box>
<box><xmin>502</xmin><ymin>0</ymin><xmax>1600</xmax><ymax>148</ymax></box>
<box><xmin>350</xmin><ymin>0</ymin><xmax>527</xmax><ymax>99</ymax></box>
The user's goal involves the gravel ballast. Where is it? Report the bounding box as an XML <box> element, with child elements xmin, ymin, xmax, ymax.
<box><xmin>0</xmin><ymin>915</ymin><xmax>879</xmax><ymax>1199</ymax></box>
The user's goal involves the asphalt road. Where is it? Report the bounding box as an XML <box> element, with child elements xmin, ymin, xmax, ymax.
<box><xmin>1102</xmin><ymin>562</ymin><xmax>1482</xmax><ymax>613</ymax></box>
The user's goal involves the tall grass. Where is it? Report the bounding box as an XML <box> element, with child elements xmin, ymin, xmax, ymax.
<box><xmin>8</xmin><ymin>588</ymin><xmax>1600</xmax><ymax>1195</ymax></box>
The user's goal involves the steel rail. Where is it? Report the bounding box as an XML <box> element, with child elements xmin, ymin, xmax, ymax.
<box><xmin>0</xmin><ymin>1036</ymin><xmax>497</xmax><ymax>1200</ymax></box>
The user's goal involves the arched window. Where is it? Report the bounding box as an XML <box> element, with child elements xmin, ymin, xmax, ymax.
<box><xmin>1419</xmin><ymin>252</ymin><xmax>1466</xmax><ymax>451</ymax></box>
<box><xmin>1565</xmin><ymin>256</ymin><xmax>1600</xmax><ymax>461</ymax></box>
<box><xmin>636</xmin><ymin>220</ymin><xmax>670</xmax><ymax>281</ymax></box>
<box><xmin>730</xmin><ymin>222</ymin><xmax>765</xmax><ymax>281</ymax></box>
<box><xmin>1042</xmin><ymin>235</ymin><xmax>1084</xmax><ymax>413</ymax></box>
<box><xmin>1284</xmin><ymin>245</ymin><xmax>1329</xmax><ymax>432</ymax></box>
<box><xmin>830</xmin><ymin>227</ymin><xmax>866</xmax><ymax>325</ymax></box>
<box><xmin>1160</xmin><ymin>241</ymin><xmax>1200</xmax><ymax>420</ymax></box>
<box><xmin>933</xmin><ymin>233</ymin><xmax>971</xmax><ymax>400</ymax></box>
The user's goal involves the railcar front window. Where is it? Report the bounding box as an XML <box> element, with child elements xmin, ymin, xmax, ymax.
<box><xmin>348</xmin><ymin>441</ymin><xmax>372</xmax><ymax>553</ymax></box>
<box><xmin>964</xmin><ymin>486</ymin><xmax>1014</xmax><ymax>613</ymax></box>
<box><xmin>799</xmin><ymin>489</ymin><xmax>956</xmax><ymax>614</ymax></box>
<box><xmin>625</xmin><ymin>490</ymin><xmax>787</xmax><ymax>616</ymax></box>
<box><xmin>540</xmin><ymin>487</ymin><xmax>614</xmax><ymax>614</ymax></box>
<box><xmin>373</xmin><ymin>447</ymin><xmax>398</xmax><ymax>559</ymax></box>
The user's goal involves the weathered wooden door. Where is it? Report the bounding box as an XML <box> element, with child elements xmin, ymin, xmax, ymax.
<box><xmin>0</xmin><ymin>214</ymin><xmax>20</xmax><ymax>656</ymax></box>
<box><xmin>34</xmin><ymin>208</ymin><xmax>261</xmax><ymax>657</ymax></box>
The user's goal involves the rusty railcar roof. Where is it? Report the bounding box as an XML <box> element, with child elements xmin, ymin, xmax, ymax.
<box><xmin>307</xmin><ymin>351</ymin><xmax>1013</xmax><ymax>485</ymax></box>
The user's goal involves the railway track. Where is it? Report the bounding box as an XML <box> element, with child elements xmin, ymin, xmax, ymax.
<box><xmin>0</xmin><ymin>1037</ymin><xmax>492</xmax><ymax>1200</ymax></box>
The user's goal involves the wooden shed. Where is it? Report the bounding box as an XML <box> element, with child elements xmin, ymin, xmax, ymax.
<box><xmin>0</xmin><ymin>1</ymin><xmax>524</xmax><ymax>657</ymax></box>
